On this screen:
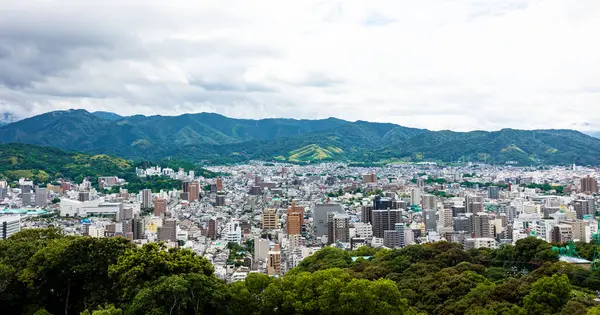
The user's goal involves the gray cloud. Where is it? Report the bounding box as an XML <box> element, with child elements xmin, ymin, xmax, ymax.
<box><xmin>0</xmin><ymin>0</ymin><xmax>599</xmax><ymax>132</ymax></box>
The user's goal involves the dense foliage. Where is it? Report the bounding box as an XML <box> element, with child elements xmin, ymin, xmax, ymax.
<box><xmin>1</xmin><ymin>229</ymin><xmax>600</xmax><ymax>314</ymax></box>
<box><xmin>2</xmin><ymin>109</ymin><xmax>600</xmax><ymax>165</ymax></box>
<box><xmin>0</xmin><ymin>143</ymin><xmax>217</xmax><ymax>188</ymax></box>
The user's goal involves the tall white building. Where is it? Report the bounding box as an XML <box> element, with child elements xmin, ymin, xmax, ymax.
<box><xmin>141</xmin><ymin>189</ymin><xmax>152</xmax><ymax>208</ymax></box>
<box><xmin>224</xmin><ymin>221</ymin><xmax>242</xmax><ymax>245</ymax></box>
<box><xmin>1</xmin><ymin>215</ymin><xmax>21</xmax><ymax>239</ymax></box>
<box><xmin>411</xmin><ymin>188</ymin><xmax>421</xmax><ymax>206</ymax></box>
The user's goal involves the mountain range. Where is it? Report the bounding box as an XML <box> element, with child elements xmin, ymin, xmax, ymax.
<box><xmin>1</xmin><ymin>109</ymin><xmax>600</xmax><ymax>165</ymax></box>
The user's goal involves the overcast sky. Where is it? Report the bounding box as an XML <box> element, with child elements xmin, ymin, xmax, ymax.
<box><xmin>1</xmin><ymin>0</ymin><xmax>599</xmax><ymax>131</ymax></box>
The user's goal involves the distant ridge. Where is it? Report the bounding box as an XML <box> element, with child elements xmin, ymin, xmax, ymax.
<box><xmin>1</xmin><ymin>109</ymin><xmax>600</xmax><ymax>165</ymax></box>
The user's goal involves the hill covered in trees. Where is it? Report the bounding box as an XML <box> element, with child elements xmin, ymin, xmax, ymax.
<box><xmin>0</xmin><ymin>143</ymin><xmax>217</xmax><ymax>191</ymax></box>
<box><xmin>1</xmin><ymin>228</ymin><xmax>600</xmax><ymax>314</ymax></box>
<box><xmin>2</xmin><ymin>109</ymin><xmax>600</xmax><ymax>165</ymax></box>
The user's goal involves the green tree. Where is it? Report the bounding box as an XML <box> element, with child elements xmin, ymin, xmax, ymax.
<box><xmin>524</xmin><ymin>274</ymin><xmax>572</xmax><ymax>314</ymax></box>
<box><xmin>108</xmin><ymin>243</ymin><xmax>213</xmax><ymax>300</ymax></box>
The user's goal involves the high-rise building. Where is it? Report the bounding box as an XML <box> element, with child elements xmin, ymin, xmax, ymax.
<box><xmin>188</xmin><ymin>182</ymin><xmax>200</xmax><ymax>202</ymax></box>
<box><xmin>470</xmin><ymin>213</ymin><xmax>492</xmax><ymax>238</ymax></box>
<box><xmin>327</xmin><ymin>213</ymin><xmax>350</xmax><ymax>244</ymax></box>
<box><xmin>207</xmin><ymin>218</ymin><xmax>217</xmax><ymax>240</ymax></box>
<box><xmin>466</xmin><ymin>195</ymin><xmax>484</xmax><ymax>214</ymax></box>
<box><xmin>453</xmin><ymin>216</ymin><xmax>471</xmax><ymax>233</ymax></box>
<box><xmin>0</xmin><ymin>187</ymin><xmax>7</xmax><ymax>200</ymax></box>
<box><xmin>372</xmin><ymin>209</ymin><xmax>403</xmax><ymax>238</ymax></box>
<box><xmin>488</xmin><ymin>186</ymin><xmax>500</xmax><ymax>199</ymax></box>
<box><xmin>361</xmin><ymin>205</ymin><xmax>373</xmax><ymax>224</ymax></box>
<box><xmin>154</xmin><ymin>198</ymin><xmax>167</xmax><ymax>216</ymax></box>
<box><xmin>423</xmin><ymin>209</ymin><xmax>437</xmax><ymax>231</ymax></box>
<box><xmin>383</xmin><ymin>230</ymin><xmax>400</xmax><ymax>248</ymax></box>
<box><xmin>314</xmin><ymin>204</ymin><xmax>344</xmax><ymax>237</ymax></box>
<box><xmin>132</xmin><ymin>215</ymin><xmax>145</xmax><ymax>240</ymax></box>
<box><xmin>362</xmin><ymin>173</ymin><xmax>377</xmax><ymax>183</ymax></box>
<box><xmin>216</xmin><ymin>177</ymin><xmax>223</xmax><ymax>192</ymax></box>
<box><xmin>286</xmin><ymin>201</ymin><xmax>304</xmax><ymax>235</ymax></box>
<box><xmin>1</xmin><ymin>215</ymin><xmax>21</xmax><ymax>239</ymax></box>
<box><xmin>267</xmin><ymin>244</ymin><xmax>281</xmax><ymax>276</ymax></box>
<box><xmin>439</xmin><ymin>208</ymin><xmax>453</xmax><ymax>228</ymax></box>
<box><xmin>581</xmin><ymin>175</ymin><xmax>598</xmax><ymax>194</ymax></box>
<box><xmin>182</xmin><ymin>181</ymin><xmax>190</xmax><ymax>193</ymax></box>
<box><xmin>573</xmin><ymin>198</ymin><xmax>595</xmax><ymax>220</ymax></box>
<box><xmin>141</xmin><ymin>189</ymin><xmax>152</xmax><ymax>208</ymax></box>
<box><xmin>158</xmin><ymin>218</ymin><xmax>177</xmax><ymax>241</ymax></box>
<box><xmin>422</xmin><ymin>194</ymin><xmax>437</xmax><ymax>210</ymax></box>
<box><xmin>411</xmin><ymin>188</ymin><xmax>421</xmax><ymax>206</ymax></box>
<box><xmin>395</xmin><ymin>223</ymin><xmax>406</xmax><ymax>247</ymax></box>
<box><xmin>22</xmin><ymin>192</ymin><xmax>33</xmax><ymax>206</ymax></box>
<box><xmin>373</xmin><ymin>196</ymin><xmax>398</xmax><ymax>210</ymax></box>
<box><xmin>35</xmin><ymin>187</ymin><xmax>47</xmax><ymax>207</ymax></box>
<box><xmin>553</xmin><ymin>224</ymin><xmax>574</xmax><ymax>243</ymax></box>
<box><xmin>262</xmin><ymin>208</ymin><xmax>279</xmax><ymax>230</ymax></box>
<box><xmin>215</xmin><ymin>193</ymin><xmax>225</xmax><ymax>207</ymax></box>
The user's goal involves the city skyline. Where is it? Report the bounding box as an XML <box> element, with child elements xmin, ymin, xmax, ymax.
<box><xmin>1</xmin><ymin>1</ymin><xmax>599</xmax><ymax>132</ymax></box>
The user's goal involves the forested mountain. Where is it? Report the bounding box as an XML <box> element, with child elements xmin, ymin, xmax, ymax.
<box><xmin>2</xmin><ymin>109</ymin><xmax>600</xmax><ymax>165</ymax></box>
<box><xmin>1</xmin><ymin>229</ymin><xmax>600</xmax><ymax>314</ymax></box>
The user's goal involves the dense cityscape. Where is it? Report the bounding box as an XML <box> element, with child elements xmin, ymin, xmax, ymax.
<box><xmin>3</xmin><ymin>161</ymin><xmax>600</xmax><ymax>278</ymax></box>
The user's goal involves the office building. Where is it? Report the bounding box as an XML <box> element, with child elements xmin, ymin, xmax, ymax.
<box><xmin>224</xmin><ymin>221</ymin><xmax>242</xmax><ymax>244</ymax></box>
<box><xmin>141</xmin><ymin>189</ymin><xmax>152</xmax><ymax>208</ymax></box>
<box><xmin>454</xmin><ymin>216</ymin><xmax>471</xmax><ymax>233</ymax></box>
<box><xmin>207</xmin><ymin>218</ymin><xmax>217</xmax><ymax>240</ymax></box>
<box><xmin>424</xmin><ymin>209</ymin><xmax>437</xmax><ymax>231</ymax></box>
<box><xmin>439</xmin><ymin>208</ymin><xmax>453</xmax><ymax>228</ymax></box>
<box><xmin>395</xmin><ymin>223</ymin><xmax>406</xmax><ymax>247</ymax></box>
<box><xmin>581</xmin><ymin>175</ymin><xmax>598</xmax><ymax>194</ymax></box>
<box><xmin>488</xmin><ymin>186</ymin><xmax>500</xmax><ymax>199</ymax></box>
<box><xmin>411</xmin><ymin>188</ymin><xmax>421</xmax><ymax>206</ymax></box>
<box><xmin>314</xmin><ymin>203</ymin><xmax>344</xmax><ymax>237</ymax></box>
<box><xmin>182</xmin><ymin>181</ymin><xmax>190</xmax><ymax>193</ymax></box>
<box><xmin>262</xmin><ymin>208</ymin><xmax>279</xmax><ymax>229</ymax></box>
<box><xmin>158</xmin><ymin>219</ymin><xmax>177</xmax><ymax>242</ymax></box>
<box><xmin>154</xmin><ymin>198</ymin><xmax>167</xmax><ymax>217</ymax></box>
<box><xmin>553</xmin><ymin>224</ymin><xmax>574</xmax><ymax>243</ymax></box>
<box><xmin>470</xmin><ymin>213</ymin><xmax>492</xmax><ymax>238</ymax></box>
<box><xmin>188</xmin><ymin>182</ymin><xmax>200</xmax><ymax>202</ymax></box>
<box><xmin>372</xmin><ymin>209</ymin><xmax>403</xmax><ymax>238</ymax></box>
<box><xmin>215</xmin><ymin>193</ymin><xmax>225</xmax><ymax>207</ymax></box>
<box><xmin>362</xmin><ymin>173</ymin><xmax>377</xmax><ymax>183</ymax></box>
<box><xmin>216</xmin><ymin>177</ymin><xmax>223</xmax><ymax>191</ymax></box>
<box><xmin>21</xmin><ymin>192</ymin><xmax>33</xmax><ymax>206</ymax></box>
<box><xmin>286</xmin><ymin>201</ymin><xmax>304</xmax><ymax>235</ymax></box>
<box><xmin>35</xmin><ymin>187</ymin><xmax>47</xmax><ymax>207</ymax></box>
<box><xmin>0</xmin><ymin>187</ymin><xmax>7</xmax><ymax>200</ymax></box>
<box><xmin>466</xmin><ymin>195</ymin><xmax>484</xmax><ymax>214</ymax></box>
<box><xmin>383</xmin><ymin>230</ymin><xmax>400</xmax><ymax>248</ymax></box>
<box><xmin>254</xmin><ymin>238</ymin><xmax>270</xmax><ymax>262</ymax></box>
<box><xmin>132</xmin><ymin>216</ymin><xmax>145</xmax><ymax>240</ymax></box>
<box><xmin>422</xmin><ymin>194</ymin><xmax>437</xmax><ymax>210</ymax></box>
<box><xmin>361</xmin><ymin>205</ymin><xmax>373</xmax><ymax>224</ymax></box>
<box><xmin>60</xmin><ymin>199</ymin><xmax>123</xmax><ymax>219</ymax></box>
<box><xmin>1</xmin><ymin>215</ymin><xmax>21</xmax><ymax>239</ymax></box>
<box><xmin>267</xmin><ymin>244</ymin><xmax>281</xmax><ymax>276</ymax></box>
<box><xmin>373</xmin><ymin>196</ymin><xmax>396</xmax><ymax>210</ymax></box>
<box><xmin>354</xmin><ymin>222</ymin><xmax>373</xmax><ymax>238</ymax></box>
<box><xmin>327</xmin><ymin>213</ymin><xmax>350</xmax><ymax>244</ymax></box>
<box><xmin>573</xmin><ymin>198</ymin><xmax>595</xmax><ymax>220</ymax></box>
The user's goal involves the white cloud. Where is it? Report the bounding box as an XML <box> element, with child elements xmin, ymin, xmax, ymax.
<box><xmin>0</xmin><ymin>0</ymin><xmax>599</xmax><ymax>131</ymax></box>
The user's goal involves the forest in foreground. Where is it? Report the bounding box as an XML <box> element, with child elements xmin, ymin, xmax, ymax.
<box><xmin>2</xmin><ymin>228</ymin><xmax>600</xmax><ymax>314</ymax></box>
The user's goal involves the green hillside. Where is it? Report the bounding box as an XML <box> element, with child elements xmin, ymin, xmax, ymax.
<box><xmin>0</xmin><ymin>143</ymin><xmax>217</xmax><ymax>188</ymax></box>
<box><xmin>2</xmin><ymin>109</ymin><xmax>600</xmax><ymax>165</ymax></box>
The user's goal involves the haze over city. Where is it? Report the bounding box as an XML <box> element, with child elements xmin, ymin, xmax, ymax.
<box><xmin>1</xmin><ymin>0</ymin><xmax>600</xmax><ymax>132</ymax></box>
